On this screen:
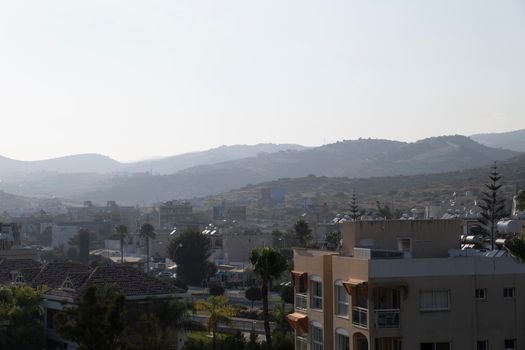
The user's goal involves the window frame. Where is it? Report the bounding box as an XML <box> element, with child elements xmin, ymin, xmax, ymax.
<box><xmin>419</xmin><ymin>290</ymin><xmax>450</xmax><ymax>312</ymax></box>
<box><xmin>311</xmin><ymin>322</ymin><xmax>323</xmax><ymax>350</ymax></box>
<box><xmin>475</xmin><ymin>288</ymin><xmax>487</xmax><ymax>301</ymax></box>
<box><xmin>397</xmin><ymin>237</ymin><xmax>412</xmax><ymax>253</ymax></box>
<box><xmin>504</xmin><ymin>339</ymin><xmax>516</xmax><ymax>350</ymax></box>
<box><xmin>503</xmin><ymin>287</ymin><xmax>515</xmax><ymax>299</ymax></box>
<box><xmin>311</xmin><ymin>277</ymin><xmax>323</xmax><ymax>310</ymax></box>
<box><xmin>335</xmin><ymin>328</ymin><xmax>349</xmax><ymax>350</ymax></box>
<box><xmin>334</xmin><ymin>281</ymin><xmax>349</xmax><ymax>318</ymax></box>
<box><xmin>477</xmin><ymin>340</ymin><xmax>488</xmax><ymax>350</ymax></box>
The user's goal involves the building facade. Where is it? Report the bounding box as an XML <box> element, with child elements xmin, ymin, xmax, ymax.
<box><xmin>288</xmin><ymin>220</ymin><xmax>525</xmax><ymax>350</ymax></box>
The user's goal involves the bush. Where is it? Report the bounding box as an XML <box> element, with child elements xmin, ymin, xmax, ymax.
<box><xmin>173</xmin><ymin>279</ymin><xmax>188</xmax><ymax>292</ymax></box>
<box><xmin>208</xmin><ymin>282</ymin><xmax>225</xmax><ymax>296</ymax></box>
<box><xmin>245</xmin><ymin>286</ymin><xmax>262</xmax><ymax>307</ymax></box>
<box><xmin>280</xmin><ymin>284</ymin><xmax>294</xmax><ymax>304</ymax></box>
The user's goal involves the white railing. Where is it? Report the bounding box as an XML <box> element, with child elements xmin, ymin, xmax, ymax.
<box><xmin>352</xmin><ymin>306</ymin><xmax>368</xmax><ymax>328</ymax></box>
<box><xmin>374</xmin><ymin>309</ymin><xmax>400</xmax><ymax>328</ymax></box>
<box><xmin>295</xmin><ymin>293</ymin><xmax>308</xmax><ymax>310</ymax></box>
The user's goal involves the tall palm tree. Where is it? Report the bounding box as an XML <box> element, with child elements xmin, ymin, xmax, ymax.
<box><xmin>195</xmin><ymin>295</ymin><xmax>236</xmax><ymax>350</ymax></box>
<box><xmin>140</xmin><ymin>223</ymin><xmax>156</xmax><ymax>273</ymax></box>
<box><xmin>115</xmin><ymin>224</ymin><xmax>128</xmax><ymax>264</ymax></box>
<box><xmin>250</xmin><ymin>247</ymin><xmax>288</xmax><ymax>350</ymax></box>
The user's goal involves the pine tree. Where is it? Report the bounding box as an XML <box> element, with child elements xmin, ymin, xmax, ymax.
<box><xmin>349</xmin><ymin>191</ymin><xmax>361</xmax><ymax>221</ymax></box>
<box><xmin>478</xmin><ymin>163</ymin><xmax>506</xmax><ymax>250</ymax></box>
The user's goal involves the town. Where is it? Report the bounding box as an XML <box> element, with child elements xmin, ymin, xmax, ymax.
<box><xmin>0</xmin><ymin>161</ymin><xmax>524</xmax><ymax>349</ymax></box>
<box><xmin>2</xmin><ymin>1</ymin><xmax>525</xmax><ymax>349</ymax></box>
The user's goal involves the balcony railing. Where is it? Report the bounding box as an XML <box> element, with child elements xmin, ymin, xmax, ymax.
<box><xmin>352</xmin><ymin>306</ymin><xmax>368</xmax><ymax>328</ymax></box>
<box><xmin>296</xmin><ymin>336</ymin><xmax>308</xmax><ymax>350</ymax></box>
<box><xmin>374</xmin><ymin>309</ymin><xmax>400</xmax><ymax>328</ymax></box>
<box><xmin>295</xmin><ymin>293</ymin><xmax>308</xmax><ymax>310</ymax></box>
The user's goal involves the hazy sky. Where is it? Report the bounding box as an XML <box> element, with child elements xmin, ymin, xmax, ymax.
<box><xmin>1</xmin><ymin>1</ymin><xmax>524</xmax><ymax>162</ymax></box>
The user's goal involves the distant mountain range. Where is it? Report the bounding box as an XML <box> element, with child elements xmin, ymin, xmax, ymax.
<box><xmin>203</xmin><ymin>153</ymin><xmax>525</xmax><ymax>211</ymax></box>
<box><xmin>67</xmin><ymin>135</ymin><xmax>520</xmax><ymax>204</ymax></box>
<box><xmin>471</xmin><ymin>129</ymin><xmax>525</xmax><ymax>152</ymax></box>
<box><xmin>0</xmin><ymin>143</ymin><xmax>307</xmax><ymax>180</ymax></box>
<box><xmin>0</xmin><ymin>134</ymin><xmax>522</xmax><ymax>205</ymax></box>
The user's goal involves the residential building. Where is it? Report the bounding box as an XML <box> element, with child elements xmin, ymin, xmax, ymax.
<box><xmin>158</xmin><ymin>200</ymin><xmax>198</xmax><ymax>231</ymax></box>
<box><xmin>0</xmin><ymin>259</ymin><xmax>187</xmax><ymax>349</ymax></box>
<box><xmin>288</xmin><ymin>220</ymin><xmax>525</xmax><ymax>350</ymax></box>
<box><xmin>0</xmin><ymin>223</ymin><xmax>21</xmax><ymax>250</ymax></box>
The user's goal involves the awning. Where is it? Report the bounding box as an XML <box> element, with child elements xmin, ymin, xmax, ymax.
<box><xmin>342</xmin><ymin>278</ymin><xmax>367</xmax><ymax>295</ymax></box>
<box><xmin>286</xmin><ymin>312</ymin><xmax>308</xmax><ymax>333</ymax></box>
<box><xmin>291</xmin><ymin>270</ymin><xmax>307</xmax><ymax>277</ymax></box>
<box><xmin>291</xmin><ymin>271</ymin><xmax>308</xmax><ymax>292</ymax></box>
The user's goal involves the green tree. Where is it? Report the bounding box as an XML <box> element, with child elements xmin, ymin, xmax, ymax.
<box><xmin>325</xmin><ymin>231</ymin><xmax>340</xmax><ymax>250</ymax></box>
<box><xmin>195</xmin><ymin>296</ymin><xmax>237</xmax><ymax>350</ymax></box>
<box><xmin>209</xmin><ymin>282</ymin><xmax>225</xmax><ymax>296</ymax></box>
<box><xmin>245</xmin><ymin>286</ymin><xmax>262</xmax><ymax>307</ymax></box>
<box><xmin>280</xmin><ymin>284</ymin><xmax>294</xmax><ymax>304</ymax></box>
<box><xmin>250</xmin><ymin>247</ymin><xmax>288</xmax><ymax>350</ymax></box>
<box><xmin>69</xmin><ymin>229</ymin><xmax>96</xmax><ymax>264</ymax></box>
<box><xmin>115</xmin><ymin>224</ymin><xmax>129</xmax><ymax>264</ymax></box>
<box><xmin>169</xmin><ymin>229</ymin><xmax>212</xmax><ymax>285</ymax></box>
<box><xmin>478</xmin><ymin>164</ymin><xmax>506</xmax><ymax>250</ymax></box>
<box><xmin>376</xmin><ymin>201</ymin><xmax>394</xmax><ymax>220</ymax></box>
<box><xmin>293</xmin><ymin>220</ymin><xmax>312</xmax><ymax>247</ymax></box>
<box><xmin>54</xmin><ymin>285</ymin><xmax>128</xmax><ymax>350</ymax></box>
<box><xmin>0</xmin><ymin>285</ymin><xmax>46</xmax><ymax>350</ymax></box>
<box><xmin>349</xmin><ymin>191</ymin><xmax>362</xmax><ymax>220</ymax></box>
<box><xmin>505</xmin><ymin>237</ymin><xmax>525</xmax><ymax>262</ymax></box>
<box><xmin>133</xmin><ymin>298</ymin><xmax>188</xmax><ymax>350</ymax></box>
<box><xmin>140</xmin><ymin>223</ymin><xmax>156</xmax><ymax>273</ymax></box>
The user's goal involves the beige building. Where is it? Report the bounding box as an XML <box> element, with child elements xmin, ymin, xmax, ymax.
<box><xmin>288</xmin><ymin>220</ymin><xmax>525</xmax><ymax>350</ymax></box>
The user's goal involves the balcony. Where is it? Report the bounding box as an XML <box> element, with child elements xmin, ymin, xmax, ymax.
<box><xmin>295</xmin><ymin>293</ymin><xmax>308</xmax><ymax>311</ymax></box>
<box><xmin>374</xmin><ymin>309</ymin><xmax>400</xmax><ymax>329</ymax></box>
<box><xmin>352</xmin><ymin>306</ymin><xmax>368</xmax><ymax>328</ymax></box>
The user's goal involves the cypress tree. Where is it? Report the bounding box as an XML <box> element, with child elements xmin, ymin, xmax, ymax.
<box><xmin>478</xmin><ymin>163</ymin><xmax>506</xmax><ymax>250</ymax></box>
<box><xmin>349</xmin><ymin>191</ymin><xmax>361</xmax><ymax>221</ymax></box>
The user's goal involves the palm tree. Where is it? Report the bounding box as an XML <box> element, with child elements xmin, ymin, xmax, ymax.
<box><xmin>250</xmin><ymin>247</ymin><xmax>288</xmax><ymax>350</ymax></box>
<box><xmin>195</xmin><ymin>295</ymin><xmax>236</xmax><ymax>350</ymax></box>
<box><xmin>140</xmin><ymin>223</ymin><xmax>156</xmax><ymax>273</ymax></box>
<box><xmin>115</xmin><ymin>224</ymin><xmax>128</xmax><ymax>264</ymax></box>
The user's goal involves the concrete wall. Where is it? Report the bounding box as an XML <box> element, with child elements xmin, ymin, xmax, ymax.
<box><xmin>342</xmin><ymin>220</ymin><xmax>462</xmax><ymax>258</ymax></box>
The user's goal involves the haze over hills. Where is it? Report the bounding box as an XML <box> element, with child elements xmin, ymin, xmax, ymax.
<box><xmin>0</xmin><ymin>154</ymin><xmax>120</xmax><ymax>180</ymax></box>
<box><xmin>0</xmin><ymin>143</ymin><xmax>306</xmax><ymax>180</ymax></box>
<box><xmin>124</xmin><ymin>143</ymin><xmax>308</xmax><ymax>174</ymax></box>
<box><xmin>0</xmin><ymin>134</ymin><xmax>521</xmax><ymax>204</ymax></box>
<box><xmin>470</xmin><ymin>129</ymin><xmax>525</xmax><ymax>153</ymax></box>
<box><xmin>203</xmin><ymin>153</ymin><xmax>525</xmax><ymax>211</ymax></box>
<box><xmin>66</xmin><ymin>135</ymin><xmax>520</xmax><ymax>204</ymax></box>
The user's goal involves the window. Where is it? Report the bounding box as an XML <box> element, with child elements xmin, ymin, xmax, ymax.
<box><xmin>311</xmin><ymin>324</ymin><xmax>323</xmax><ymax>350</ymax></box>
<box><xmin>335</xmin><ymin>283</ymin><xmax>348</xmax><ymax>317</ymax></box>
<box><xmin>419</xmin><ymin>290</ymin><xmax>450</xmax><ymax>311</ymax></box>
<box><xmin>336</xmin><ymin>333</ymin><xmax>349</xmax><ymax>350</ymax></box>
<box><xmin>477</xmin><ymin>340</ymin><xmax>488</xmax><ymax>350</ymax></box>
<box><xmin>505</xmin><ymin>339</ymin><xmax>516</xmax><ymax>350</ymax></box>
<box><xmin>397</xmin><ymin>238</ymin><xmax>412</xmax><ymax>252</ymax></box>
<box><xmin>504</xmin><ymin>288</ymin><xmax>515</xmax><ymax>299</ymax></box>
<box><xmin>475</xmin><ymin>288</ymin><xmax>487</xmax><ymax>301</ymax></box>
<box><xmin>311</xmin><ymin>280</ymin><xmax>323</xmax><ymax>310</ymax></box>
<box><xmin>420</xmin><ymin>343</ymin><xmax>451</xmax><ymax>350</ymax></box>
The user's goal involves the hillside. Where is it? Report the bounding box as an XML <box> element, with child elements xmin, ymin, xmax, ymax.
<box><xmin>123</xmin><ymin>143</ymin><xmax>308</xmax><ymax>174</ymax></box>
<box><xmin>203</xmin><ymin>154</ymin><xmax>525</xmax><ymax>211</ymax></box>
<box><xmin>471</xmin><ymin>129</ymin><xmax>525</xmax><ymax>152</ymax></box>
<box><xmin>69</xmin><ymin>136</ymin><xmax>520</xmax><ymax>204</ymax></box>
<box><xmin>0</xmin><ymin>154</ymin><xmax>121</xmax><ymax>180</ymax></box>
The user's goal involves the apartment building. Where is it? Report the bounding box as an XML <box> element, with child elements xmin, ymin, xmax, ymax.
<box><xmin>288</xmin><ymin>220</ymin><xmax>525</xmax><ymax>350</ymax></box>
